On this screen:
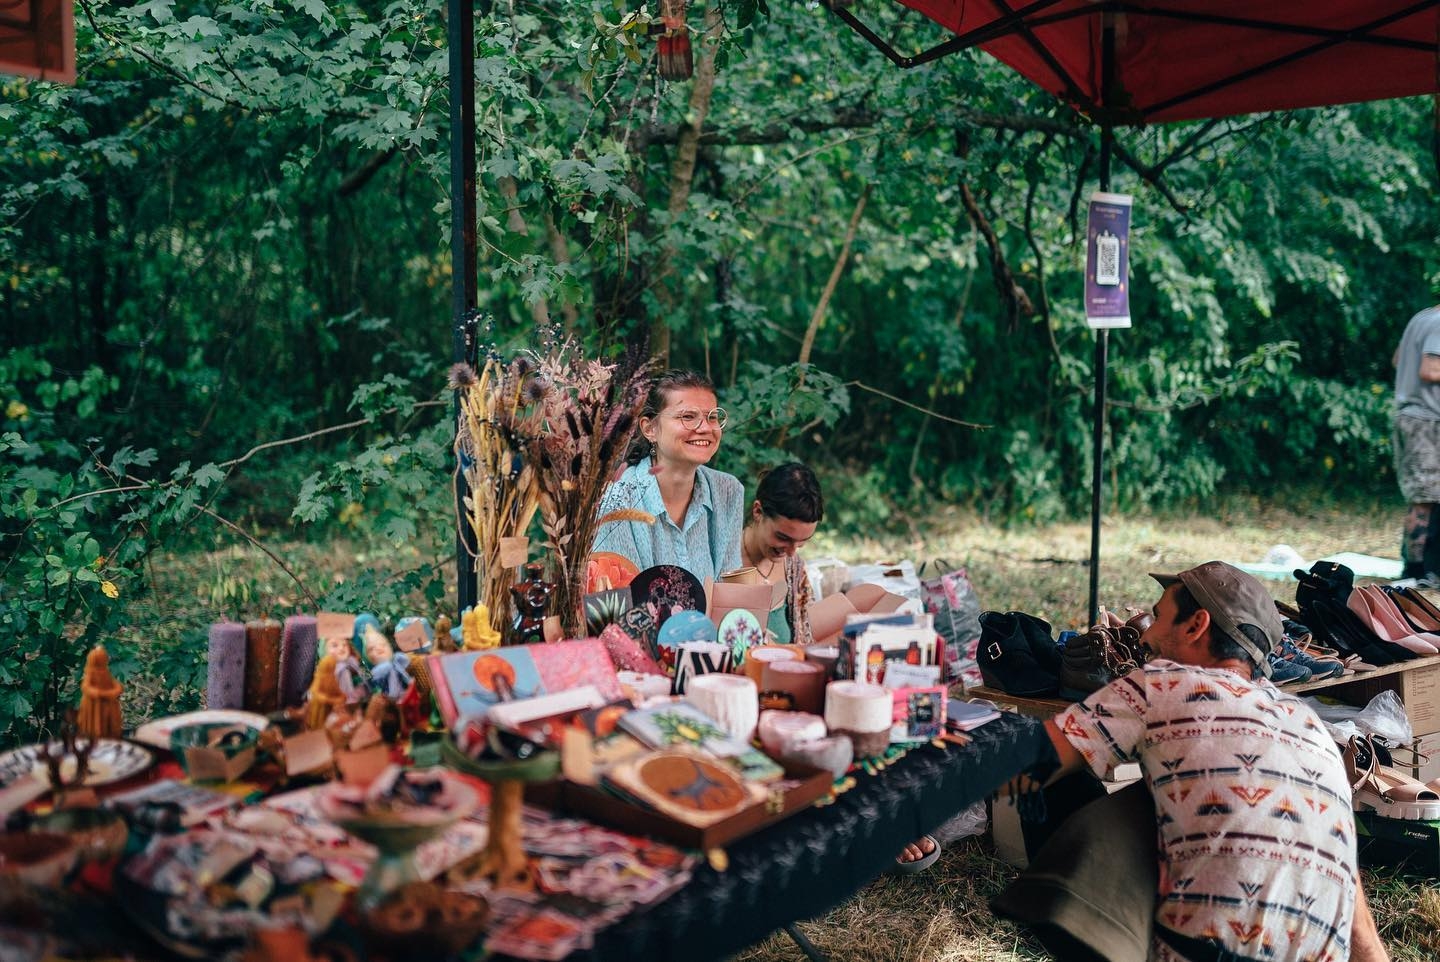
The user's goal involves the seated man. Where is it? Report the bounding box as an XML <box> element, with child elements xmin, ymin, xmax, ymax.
<box><xmin>1010</xmin><ymin>561</ymin><xmax>1387</xmax><ymax>962</ymax></box>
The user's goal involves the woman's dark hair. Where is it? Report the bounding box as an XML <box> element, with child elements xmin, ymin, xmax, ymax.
<box><xmin>754</xmin><ymin>462</ymin><xmax>824</xmax><ymax>524</ymax></box>
<box><xmin>623</xmin><ymin>369</ymin><xmax>717</xmax><ymax>465</ymax></box>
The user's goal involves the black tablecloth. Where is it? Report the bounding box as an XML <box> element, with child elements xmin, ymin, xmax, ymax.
<box><xmin>567</xmin><ymin>713</ymin><xmax>1055</xmax><ymax>962</ymax></box>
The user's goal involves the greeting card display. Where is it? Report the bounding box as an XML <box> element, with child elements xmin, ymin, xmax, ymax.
<box><xmin>618</xmin><ymin>701</ymin><xmax>783</xmax><ymax>784</ymax></box>
<box><xmin>427</xmin><ymin>640</ymin><xmax>622</xmax><ymax>728</ymax></box>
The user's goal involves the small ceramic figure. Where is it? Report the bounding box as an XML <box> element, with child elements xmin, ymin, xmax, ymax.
<box><xmin>77</xmin><ymin>645</ymin><xmax>123</xmax><ymax>739</ymax></box>
<box><xmin>365</xmin><ymin>692</ymin><xmax>402</xmax><ymax>744</ymax></box>
<box><xmin>364</xmin><ymin>624</ymin><xmax>413</xmax><ymax>700</ymax></box>
<box><xmin>326</xmin><ymin>635</ymin><xmax>369</xmax><ymax>707</ymax></box>
<box><xmin>509</xmin><ymin>563</ymin><xmax>555</xmax><ymax>645</ymax></box>
<box><xmin>433</xmin><ymin>614</ymin><xmax>455</xmax><ymax>653</ymax></box>
<box><xmin>306</xmin><ymin>654</ymin><xmax>346</xmax><ymax>730</ymax></box>
<box><xmin>461</xmin><ymin>605</ymin><xmax>501</xmax><ymax>651</ymax></box>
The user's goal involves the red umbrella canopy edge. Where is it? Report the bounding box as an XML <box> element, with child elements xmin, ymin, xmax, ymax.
<box><xmin>885</xmin><ymin>0</ymin><xmax>1438</xmax><ymax>124</ymax></box>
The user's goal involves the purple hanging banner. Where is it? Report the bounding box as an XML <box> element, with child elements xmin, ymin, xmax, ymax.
<box><xmin>1084</xmin><ymin>192</ymin><xmax>1132</xmax><ymax>329</ymax></box>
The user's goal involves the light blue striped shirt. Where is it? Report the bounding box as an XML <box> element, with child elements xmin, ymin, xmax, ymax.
<box><xmin>591</xmin><ymin>460</ymin><xmax>744</xmax><ymax>583</ymax></box>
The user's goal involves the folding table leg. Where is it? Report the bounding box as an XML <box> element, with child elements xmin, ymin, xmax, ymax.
<box><xmin>783</xmin><ymin>923</ymin><xmax>830</xmax><ymax>962</ymax></box>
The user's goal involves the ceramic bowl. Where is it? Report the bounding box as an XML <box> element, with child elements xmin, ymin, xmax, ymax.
<box><xmin>0</xmin><ymin>831</ymin><xmax>77</xmax><ymax>888</ymax></box>
<box><xmin>169</xmin><ymin>722</ymin><xmax>260</xmax><ymax>778</ymax></box>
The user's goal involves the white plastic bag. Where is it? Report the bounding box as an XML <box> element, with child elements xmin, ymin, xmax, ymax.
<box><xmin>846</xmin><ymin>561</ymin><xmax>922</xmax><ymax>604</ymax></box>
<box><xmin>932</xmin><ymin>801</ymin><xmax>988</xmax><ymax>844</ymax></box>
<box><xmin>1304</xmin><ymin>690</ymin><xmax>1414</xmax><ymax>748</ymax></box>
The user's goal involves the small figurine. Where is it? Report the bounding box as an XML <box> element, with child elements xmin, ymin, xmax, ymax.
<box><xmin>326</xmin><ymin>635</ymin><xmax>369</xmax><ymax>707</ymax></box>
<box><xmin>306</xmin><ymin>654</ymin><xmax>346</xmax><ymax>730</ymax></box>
<box><xmin>509</xmin><ymin>563</ymin><xmax>555</xmax><ymax>645</ymax></box>
<box><xmin>37</xmin><ymin>709</ymin><xmax>95</xmax><ymax>797</ymax></box>
<box><xmin>364</xmin><ymin>624</ymin><xmax>413</xmax><ymax>700</ymax></box>
<box><xmin>461</xmin><ymin>605</ymin><xmax>501</xmax><ymax>651</ymax></box>
<box><xmin>433</xmin><ymin>614</ymin><xmax>455</xmax><ymax>653</ymax></box>
<box><xmin>77</xmin><ymin>645</ymin><xmax>123</xmax><ymax>739</ymax></box>
<box><xmin>365</xmin><ymin>692</ymin><xmax>402</xmax><ymax>744</ymax></box>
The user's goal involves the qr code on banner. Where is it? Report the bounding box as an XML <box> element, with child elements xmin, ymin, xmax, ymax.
<box><xmin>1095</xmin><ymin>231</ymin><xmax>1120</xmax><ymax>286</ymax></box>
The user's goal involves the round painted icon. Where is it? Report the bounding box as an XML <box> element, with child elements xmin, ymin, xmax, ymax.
<box><xmin>717</xmin><ymin>608</ymin><xmax>765</xmax><ymax>667</ymax></box>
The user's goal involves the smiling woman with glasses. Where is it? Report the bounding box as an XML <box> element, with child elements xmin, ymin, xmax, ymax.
<box><xmin>590</xmin><ymin>369</ymin><xmax>744</xmax><ymax>583</ymax></box>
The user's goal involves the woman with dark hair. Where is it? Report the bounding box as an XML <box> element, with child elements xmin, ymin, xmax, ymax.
<box><xmin>740</xmin><ymin>462</ymin><xmax>823</xmax><ymax>645</ymax></box>
<box><xmin>591</xmin><ymin>369</ymin><xmax>744</xmax><ymax>582</ymax></box>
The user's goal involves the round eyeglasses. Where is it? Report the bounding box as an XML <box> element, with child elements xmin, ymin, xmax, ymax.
<box><xmin>669</xmin><ymin>407</ymin><xmax>728</xmax><ymax>430</ymax></box>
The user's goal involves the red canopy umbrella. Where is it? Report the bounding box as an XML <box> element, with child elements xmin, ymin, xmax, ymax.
<box><xmin>826</xmin><ymin>0</ymin><xmax>1439</xmax><ymax>620</ymax></box>
<box><xmin>879</xmin><ymin>1</ymin><xmax>1438</xmax><ymax>124</ymax></box>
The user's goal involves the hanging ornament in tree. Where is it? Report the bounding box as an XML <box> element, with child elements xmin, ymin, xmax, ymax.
<box><xmin>656</xmin><ymin>0</ymin><xmax>693</xmax><ymax>81</ymax></box>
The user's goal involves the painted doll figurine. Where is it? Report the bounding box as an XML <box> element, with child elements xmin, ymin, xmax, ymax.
<box><xmin>509</xmin><ymin>562</ymin><xmax>555</xmax><ymax>645</ymax></box>
<box><xmin>306</xmin><ymin>653</ymin><xmax>346</xmax><ymax>730</ymax></box>
<box><xmin>77</xmin><ymin>645</ymin><xmax>123</xmax><ymax>739</ymax></box>
<box><xmin>364</xmin><ymin>624</ymin><xmax>413</xmax><ymax>700</ymax></box>
<box><xmin>325</xmin><ymin>635</ymin><xmax>369</xmax><ymax>707</ymax></box>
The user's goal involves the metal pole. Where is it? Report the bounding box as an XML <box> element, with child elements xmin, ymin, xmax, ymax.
<box><xmin>1087</xmin><ymin>23</ymin><xmax>1116</xmax><ymax>626</ymax></box>
<box><xmin>449</xmin><ymin>0</ymin><xmax>478</xmax><ymax>613</ymax></box>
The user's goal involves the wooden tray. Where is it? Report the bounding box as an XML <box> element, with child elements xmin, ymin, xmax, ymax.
<box><xmin>535</xmin><ymin>760</ymin><xmax>833</xmax><ymax>850</ymax></box>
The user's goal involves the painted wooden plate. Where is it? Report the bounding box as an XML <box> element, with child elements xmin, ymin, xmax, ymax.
<box><xmin>629</xmin><ymin>564</ymin><xmax>706</xmax><ymax>630</ymax></box>
<box><xmin>0</xmin><ymin>738</ymin><xmax>155</xmax><ymax>789</ymax></box>
<box><xmin>717</xmin><ymin>608</ymin><xmax>765</xmax><ymax>667</ymax></box>
<box><xmin>132</xmin><ymin>709</ymin><xmax>270</xmax><ymax>750</ymax></box>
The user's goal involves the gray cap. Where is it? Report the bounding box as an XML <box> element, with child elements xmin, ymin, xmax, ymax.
<box><xmin>1149</xmin><ymin>561</ymin><xmax>1284</xmax><ymax>678</ymax></box>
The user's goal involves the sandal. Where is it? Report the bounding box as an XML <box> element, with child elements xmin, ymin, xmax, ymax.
<box><xmin>1345</xmin><ymin>734</ymin><xmax>1440</xmax><ymax>820</ymax></box>
<box><xmin>891</xmin><ymin>834</ymin><xmax>941</xmax><ymax>874</ymax></box>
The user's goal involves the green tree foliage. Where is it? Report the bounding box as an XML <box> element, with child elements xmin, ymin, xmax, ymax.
<box><xmin>2</xmin><ymin>0</ymin><xmax>1437</xmax><ymax>742</ymax></box>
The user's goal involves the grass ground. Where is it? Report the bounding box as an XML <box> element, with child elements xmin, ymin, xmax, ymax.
<box><xmin>125</xmin><ymin>493</ymin><xmax>1436</xmax><ymax>961</ymax></box>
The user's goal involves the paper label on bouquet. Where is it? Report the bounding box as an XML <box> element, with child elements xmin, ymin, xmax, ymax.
<box><xmin>499</xmin><ymin>536</ymin><xmax>530</xmax><ymax>568</ymax></box>
<box><xmin>283</xmin><ymin>729</ymin><xmax>334</xmax><ymax>777</ymax></box>
<box><xmin>316</xmin><ymin>612</ymin><xmax>356</xmax><ymax>642</ymax></box>
<box><xmin>394</xmin><ymin>620</ymin><xmax>429</xmax><ymax>653</ymax></box>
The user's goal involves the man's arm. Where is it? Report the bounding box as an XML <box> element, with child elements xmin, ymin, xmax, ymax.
<box><xmin>1420</xmin><ymin>353</ymin><xmax>1440</xmax><ymax>383</ymax></box>
<box><xmin>1349</xmin><ymin>879</ymin><xmax>1390</xmax><ymax>962</ymax></box>
<box><xmin>1041</xmin><ymin>718</ymin><xmax>1088</xmax><ymax>782</ymax></box>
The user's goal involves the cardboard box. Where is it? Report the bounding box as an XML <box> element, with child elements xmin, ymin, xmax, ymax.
<box><xmin>1355</xmin><ymin>809</ymin><xmax>1440</xmax><ymax>878</ymax></box>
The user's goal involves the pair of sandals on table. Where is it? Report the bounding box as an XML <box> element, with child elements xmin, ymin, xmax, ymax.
<box><xmin>1345</xmin><ymin>732</ymin><xmax>1440</xmax><ymax>820</ymax></box>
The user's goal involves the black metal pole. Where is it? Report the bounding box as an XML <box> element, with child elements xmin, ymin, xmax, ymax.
<box><xmin>1087</xmin><ymin>23</ymin><xmax>1116</xmax><ymax>627</ymax></box>
<box><xmin>449</xmin><ymin>0</ymin><xmax>478</xmax><ymax>614</ymax></box>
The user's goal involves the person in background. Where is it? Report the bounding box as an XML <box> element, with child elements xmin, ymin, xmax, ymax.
<box><xmin>592</xmin><ymin>369</ymin><xmax>743</xmax><ymax>583</ymax></box>
<box><xmin>1393</xmin><ymin>303</ymin><xmax>1440</xmax><ymax>583</ymax></box>
<box><xmin>740</xmin><ymin>462</ymin><xmax>823</xmax><ymax>646</ymax></box>
<box><xmin>1000</xmin><ymin>561</ymin><xmax>1386</xmax><ymax>962</ymax></box>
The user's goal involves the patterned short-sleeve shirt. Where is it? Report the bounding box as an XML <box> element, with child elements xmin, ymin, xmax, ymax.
<box><xmin>1054</xmin><ymin>660</ymin><xmax>1356</xmax><ymax>962</ymax></box>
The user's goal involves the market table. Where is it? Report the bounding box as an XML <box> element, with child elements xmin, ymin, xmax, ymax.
<box><xmin>0</xmin><ymin>714</ymin><xmax>1053</xmax><ymax>962</ymax></box>
<box><xmin>561</xmin><ymin>712</ymin><xmax>1055</xmax><ymax>962</ymax></box>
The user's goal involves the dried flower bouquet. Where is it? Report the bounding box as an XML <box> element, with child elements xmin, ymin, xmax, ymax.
<box><xmin>450</xmin><ymin>356</ymin><xmax>544</xmax><ymax>635</ymax></box>
<box><xmin>526</xmin><ymin>344</ymin><xmax>649</xmax><ymax>638</ymax></box>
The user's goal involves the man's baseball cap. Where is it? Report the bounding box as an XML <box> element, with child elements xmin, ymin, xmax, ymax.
<box><xmin>1149</xmin><ymin>560</ymin><xmax>1284</xmax><ymax>678</ymax></box>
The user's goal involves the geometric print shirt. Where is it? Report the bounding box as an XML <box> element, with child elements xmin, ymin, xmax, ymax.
<box><xmin>1054</xmin><ymin>660</ymin><xmax>1357</xmax><ymax>962</ymax></box>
